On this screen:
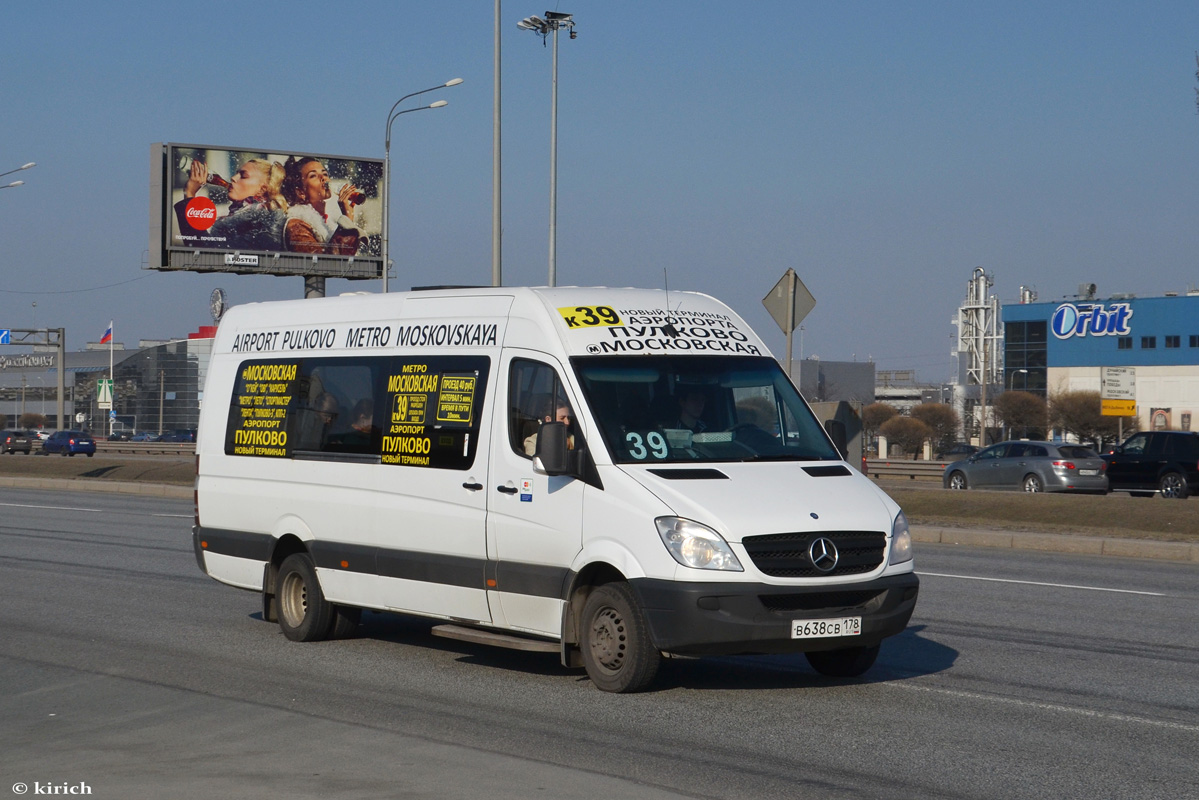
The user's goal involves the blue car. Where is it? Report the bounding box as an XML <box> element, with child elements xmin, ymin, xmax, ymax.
<box><xmin>41</xmin><ymin>430</ymin><xmax>97</xmax><ymax>457</ymax></box>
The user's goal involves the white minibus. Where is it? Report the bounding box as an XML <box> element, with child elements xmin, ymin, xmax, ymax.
<box><xmin>193</xmin><ymin>287</ymin><xmax>918</xmax><ymax>692</ymax></box>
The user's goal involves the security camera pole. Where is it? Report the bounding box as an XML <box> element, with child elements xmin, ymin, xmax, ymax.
<box><xmin>518</xmin><ymin>11</ymin><xmax>576</xmax><ymax>287</ymax></box>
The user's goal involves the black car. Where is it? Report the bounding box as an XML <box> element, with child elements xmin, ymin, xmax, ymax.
<box><xmin>1102</xmin><ymin>430</ymin><xmax>1199</xmax><ymax>499</ymax></box>
<box><xmin>2</xmin><ymin>430</ymin><xmax>32</xmax><ymax>454</ymax></box>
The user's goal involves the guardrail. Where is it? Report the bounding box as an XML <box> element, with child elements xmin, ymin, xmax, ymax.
<box><xmin>863</xmin><ymin>459</ymin><xmax>950</xmax><ymax>482</ymax></box>
<box><xmin>94</xmin><ymin>441</ymin><xmax>195</xmax><ymax>457</ymax></box>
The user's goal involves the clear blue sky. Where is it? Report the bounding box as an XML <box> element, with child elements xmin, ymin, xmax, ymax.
<box><xmin>4</xmin><ymin>1</ymin><xmax>1199</xmax><ymax>381</ymax></box>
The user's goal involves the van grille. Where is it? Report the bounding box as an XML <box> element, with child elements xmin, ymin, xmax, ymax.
<box><xmin>758</xmin><ymin>590</ymin><xmax>883</xmax><ymax>613</ymax></box>
<box><xmin>741</xmin><ymin>531</ymin><xmax>886</xmax><ymax>578</ymax></box>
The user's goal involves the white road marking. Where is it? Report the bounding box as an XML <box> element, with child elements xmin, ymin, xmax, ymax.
<box><xmin>0</xmin><ymin>501</ymin><xmax>103</xmax><ymax>514</ymax></box>
<box><xmin>918</xmin><ymin>571</ymin><xmax>1165</xmax><ymax>597</ymax></box>
<box><xmin>888</xmin><ymin>681</ymin><xmax>1199</xmax><ymax>733</ymax></box>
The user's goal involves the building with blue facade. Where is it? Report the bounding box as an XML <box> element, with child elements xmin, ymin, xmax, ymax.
<box><xmin>1002</xmin><ymin>292</ymin><xmax>1199</xmax><ymax>432</ymax></box>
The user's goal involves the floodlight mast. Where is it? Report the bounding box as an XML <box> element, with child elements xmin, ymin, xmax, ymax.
<box><xmin>517</xmin><ymin>11</ymin><xmax>576</xmax><ymax>287</ymax></box>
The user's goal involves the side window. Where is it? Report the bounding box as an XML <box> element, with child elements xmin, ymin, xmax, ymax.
<box><xmin>1120</xmin><ymin>433</ymin><xmax>1149</xmax><ymax>455</ymax></box>
<box><xmin>1006</xmin><ymin>444</ymin><xmax>1027</xmax><ymax>458</ymax></box>
<box><xmin>976</xmin><ymin>444</ymin><xmax>1007</xmax><ymax>461</ymax></box>
<box><xmin>508</xmin><ymin>360</ymin><xmax>574</xmax><ymax>459</ymax></box>
<box><xmin>226</xmin><ymin>355</ymin><xmax>489</xmax><ymax>469</ymax></box>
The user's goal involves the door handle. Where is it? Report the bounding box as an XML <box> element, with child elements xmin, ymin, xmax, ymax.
<box><xmin>462</xmin><ymin>482</ymin><xmax>483</xmax><ymax>491</ymax></box>
<box><xmin>496</xmin><ymin>485</ymin><xmax>518</xmax><ymax>494</ymax></box>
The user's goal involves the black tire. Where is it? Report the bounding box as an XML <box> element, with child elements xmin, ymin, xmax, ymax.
<box><xmin>1159</xmin><ymin>472</ymin><xmax>1189</xmax><ymax>500</ymax></box>
<box><xmin>1022</xmin><ymin>473</ymin><xmax>1043</xmax><ymax>493</ymax></box>
<box><xmin>86</xmin><ymin>452</ymin><xmax>93</xmax><ymax>458</ymax></box>
<box><xmin>580</xmin><ymin>583</ymin><xmax>660</xmax><ymax>693</ymax></box>
<box><xmin>947</xmin><ymin>471</ymin><xmax>968</xmax><ymax>490</ymax></box>
<box><xmin>276</xmin><ymin>553</ymin><xmax>334</xmax><ymax>642</ymax></box>
<box><xmin>329</xmin><ymin>604</ymin><xmax>362</xmax><ymax>639</ymax></box>
<box><xmin>805</xmin><ymin>644</ymin><xmax>880</xmax><ymax>677</ymax></box>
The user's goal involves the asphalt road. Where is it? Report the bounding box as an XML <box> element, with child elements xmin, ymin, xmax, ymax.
<box><xmin>2</xmin><ymin>488</ymin><xmax>1198</xmax><ymax>799</ymax></box>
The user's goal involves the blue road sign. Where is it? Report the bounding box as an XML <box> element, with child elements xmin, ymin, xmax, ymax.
<box><xmin>0</xmin><ymin>329</ymin><xmax>9</xmax><ymax>344</ymax></box>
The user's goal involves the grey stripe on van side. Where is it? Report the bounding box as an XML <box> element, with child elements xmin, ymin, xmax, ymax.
<box><xmin>197</xmin><ymin>527</ymin><xmax>568</xmax><ymax>600</ymax></box>
<box><xmin>196</xmin><ymin>527</ymin><xmax>273</xmax><ymax>561</ymax></box>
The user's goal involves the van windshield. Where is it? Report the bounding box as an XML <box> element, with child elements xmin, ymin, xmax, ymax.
<box><xmin>572</xmin><ymin>355</ymin><xmax>840</xmax><ymax>465</ymax></box>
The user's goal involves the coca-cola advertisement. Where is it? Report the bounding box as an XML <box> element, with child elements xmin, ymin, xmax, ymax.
<box><xmin>150</xmin><ymin>143</ymin><xmax>384</xmax><ymax>280</ymax></box>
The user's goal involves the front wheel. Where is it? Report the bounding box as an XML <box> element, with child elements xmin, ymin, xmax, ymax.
<box><xmin>276</xmin><ymin>553</ymin><xmax>334</xmax><ymax>642</ymax></box>
<box><xmin>805</xmin><ymin>644</ymin><xmax>880</xmax><ymax>677</ymax></box>
<box><xmin>580</xmin><ymin>583</ymin><xmax>660</xmax><ymax>693</ymax></box>
<box><xmin>1022</xmin><ymin>473</ymin><xmax>1043</xmax><ymax>493</ymax></box>
<box><xmin>947</xmin><ymin>471</ymin><xmax>968</xmax><ymax>490</ymax></box>
<box><xmin>1159</xmin><ymin>472</ymin><xmax>1189</xmax><ymax>499</ymax></box>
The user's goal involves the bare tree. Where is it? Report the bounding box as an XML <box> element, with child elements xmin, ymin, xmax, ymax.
<box><xmin>993</xmin><ymin>391</ymin><xmax>1048</xmax><ymax>440</ymax></box>
<box><xmin>910</xmin><ymin>403</ymin><xmax>960</xmax><ymax>456</ymax></box>
<box><xmin>880</xmin><ymin>416</ymin><xmax>933</xmax><ymax>460</ymax></box>
<box><xmin>862</xmin><ymin>402</ymin><xmax>898</xmax><ymax>455</ymax></box>
<box><xmin>1049</xmin><ymin>390</ymin><xmax>1137</xmax><ymax>448</ymax></box>
<box><xmin>19</xmin><ymin>413</ymin><xmax>47</xmax><ymax>430</ymax></box>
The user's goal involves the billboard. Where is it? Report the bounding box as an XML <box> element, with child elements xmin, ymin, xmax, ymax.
<box><xmin>149</xmin><ymin>143</ymin><xmax>384</xmax><ymax>280</ymax></box>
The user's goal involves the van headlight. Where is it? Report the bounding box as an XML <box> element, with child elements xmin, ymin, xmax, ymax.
<box><xmin>888</xmin><ymin>510</ymin><xmax>913</xmax><ymax>566</ymax></box>
<box><xmin>655</xmin><ymin>517</ymin><xmax>744</xmax><ymax>571</ymax></box>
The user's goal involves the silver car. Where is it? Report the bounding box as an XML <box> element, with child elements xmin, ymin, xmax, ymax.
<box><xmin>943</xmin><ymin>440</ymin><xmax>1108</xmax><ymax>493</ymax></box>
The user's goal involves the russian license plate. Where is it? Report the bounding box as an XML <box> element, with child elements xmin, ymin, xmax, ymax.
<box><xmin>791</xmin><ymin>617</ymin><xmax>861</xmax><ymax>639</ymax></box>
<box><xmin>1078</xmin><ymin>468</ymin><xmax>1099</xmax><ymax>476</ymax></box>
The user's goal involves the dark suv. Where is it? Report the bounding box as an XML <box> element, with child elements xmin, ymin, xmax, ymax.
<box><xmin>1102</xmin><ymin>431</ymin><xmax>1199</xmax><ymax>499</ymax></box>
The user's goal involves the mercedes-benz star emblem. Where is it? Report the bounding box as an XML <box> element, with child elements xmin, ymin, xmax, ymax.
<box><xmin>808</xmin><ymin>537</ymin><xmax>839</xmax><ymax>573</ymax></box>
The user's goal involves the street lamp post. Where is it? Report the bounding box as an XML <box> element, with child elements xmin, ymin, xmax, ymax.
<box><xmin>1</xmin><ymin>161</ymin><xmax>35</xmax><ymax>189</ymax></box>
<box><xmin>383</xmin><ymin>80</ymin><xmax>462</xmax><ymax>293</ymax></box>
<box><xmin>518</xmin><ymin>11</ymin><xmax>576</xmax><ymax>287</ymax></box>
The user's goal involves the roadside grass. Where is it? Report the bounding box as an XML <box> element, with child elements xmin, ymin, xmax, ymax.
<box><xmin>881</xmin><ymin>482</ymin><xmax>1199</xmax><ymax>542</ymax></box>
<box><xmin>0</xmin><ymin>455</ymin><xmax>194</xmax><ymax>485</ymax></box>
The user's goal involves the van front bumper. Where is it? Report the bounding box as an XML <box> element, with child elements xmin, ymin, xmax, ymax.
<box><xmin>628</xmin><ymin>572</ymin><xmax>918</xmax><ymax>656</ymax></box>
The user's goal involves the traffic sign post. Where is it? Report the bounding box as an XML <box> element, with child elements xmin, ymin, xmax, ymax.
<box><xmin>1101</xmin><ymin>366</ymin><xmax>1136</xmax><ymax>440</ymax></box>
<box><xmin>762</xmin><ymin>268</ymin><xmax>816</xmax><ymax>377</ymax></box>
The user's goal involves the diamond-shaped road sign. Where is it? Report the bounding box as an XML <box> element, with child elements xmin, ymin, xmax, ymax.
<box><xmin>762</xmin><ymin>268</ymin><xmax>816</xmax><ymax>335</ymax></box>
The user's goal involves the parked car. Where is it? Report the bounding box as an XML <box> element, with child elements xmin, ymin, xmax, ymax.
<box><xmin>936</xmin><ymin>443</ymin><xmax>979</xmax><ymax>460</ymax></box>
<box><xmin>1102</xmin><ymin>430</ymin><xmax>1199</xmax><ymax>499</ymax></box>
<box><xmin>41</xmin><ymin>430</ymin><xmax>97</xmax><ymax>457</ymax></box>
<box><xmin>160</xmin><ymin>429</ymin><xmax>197</xmax><ymax>443</ymax></box>
<box><xmin>131</xmin><ymin>432</ymin><xmax>161</xmax><ymax>442</ymax></box>
<box><xmin>943</xmin><ymin>440</ymin><xmax>1108</xmax><ymax>493</ymax></box>
<box><xmin>107</xmin><ymin>430</ymin><xmax>132</xmax><ymax>441</ymax></box>
<box><xmin>2</xmin><ymin>430</ymin><xmax>32</xmax><ymax>454</ymax></box>
<box><xmin>30</xmin><ymin>430</ymin><xmax>51</xmax><ymax>441</ymax></box>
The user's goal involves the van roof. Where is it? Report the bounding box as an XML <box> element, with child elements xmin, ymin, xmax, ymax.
<box><xmin>213</xmin><ymin>286</ymin><xmax>773</xmax><ymax>360</ymax></box>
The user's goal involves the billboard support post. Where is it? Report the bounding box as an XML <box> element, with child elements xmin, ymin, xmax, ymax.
<box><xmin>382</xmin><ymin>80</ymin><xmax>462</xmax><ymax>294</ymax></box>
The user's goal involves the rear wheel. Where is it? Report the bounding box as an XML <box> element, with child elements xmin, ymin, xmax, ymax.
<box><xmin>948</xmin><ymin>471</ymin><xmax>968</xmax><ymax>490</ymax></box>
<box><xmin>581</xmin><ymin>583</ymin><xmax>660</xmax><ymax>693</ymax></box>
<box><xmin>1022</xmin><ymin>474</ymin><xmax>1043</xmax><ymax>493</ymax></box>
<box><xmin>805</xmin><ymin>644</ymin><xmax>880</xmax><ymax>677</ymax></box>
<box><xmin>276</xmin><ymin>553</ymin><xmax>333</xmax><ymax>642</ymax></box>
<box><xmin>1159</xmin><ymin>472</ymin><xmax>1189</xmax><ymax>499</ymax></box>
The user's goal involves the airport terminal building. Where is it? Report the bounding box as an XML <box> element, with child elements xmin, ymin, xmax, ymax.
<box><xmin>1002</xmin><ymin>291</ymin><xmax>1199</xmax><ymax>432</ymax></box>
<box><xmin>0</xmin><ymin>327</ymin><xmax>214</xmax><ymax>434</ymax></box>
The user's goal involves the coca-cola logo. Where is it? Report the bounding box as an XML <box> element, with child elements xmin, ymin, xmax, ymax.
<box><xmin>184</xmin><ymin>197</ymin><xmax>218</xmax><ymax>230</ymax></box>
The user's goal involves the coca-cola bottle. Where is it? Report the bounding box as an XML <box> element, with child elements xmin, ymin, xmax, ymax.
<box><xmin>206</xmin><ymin>173</ymin><xmax>232</xmax><ymax>190</ymax></box>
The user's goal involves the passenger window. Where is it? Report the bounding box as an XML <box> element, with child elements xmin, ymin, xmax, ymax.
<box><xmin>1121</xmin><ymin>434</ymin><xmax>1149</xmax><ymax>455</ymax></box>
<box><xmin>226</xmin><ymin>355</ymin><xmax>489</xmax><ymax>469</ymax></box>
<box><xmin>508</xmin><ymin>360</ymin><xmax>578</xmax><ymax>459</ymax></box>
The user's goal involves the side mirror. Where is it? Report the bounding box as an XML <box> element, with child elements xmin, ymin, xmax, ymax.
<box><xmin>533</xmin><ymin>421</ymin><xmax>575</xmax><ymax>476</ymax></box>
<box><xmin>1107</xmin><ymin>445</ymin><xmax>1123</xmax><ymax>455</ymax></box>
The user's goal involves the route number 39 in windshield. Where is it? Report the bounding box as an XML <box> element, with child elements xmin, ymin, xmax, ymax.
<box><xmin>626</xmin><ymin>431</ymin><xmax>668</xmax><ymax>460</ymax></box>
<box><xmin>558</xmin><ymin>305</ymin><xmax>622</xmax><ymax>328</ymax></box>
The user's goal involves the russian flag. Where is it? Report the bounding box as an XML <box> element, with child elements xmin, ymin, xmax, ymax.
<box><xmin>100</xmin><ymin>322</ymin><xmax>113</xmax><ymax>345</ymax></box>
